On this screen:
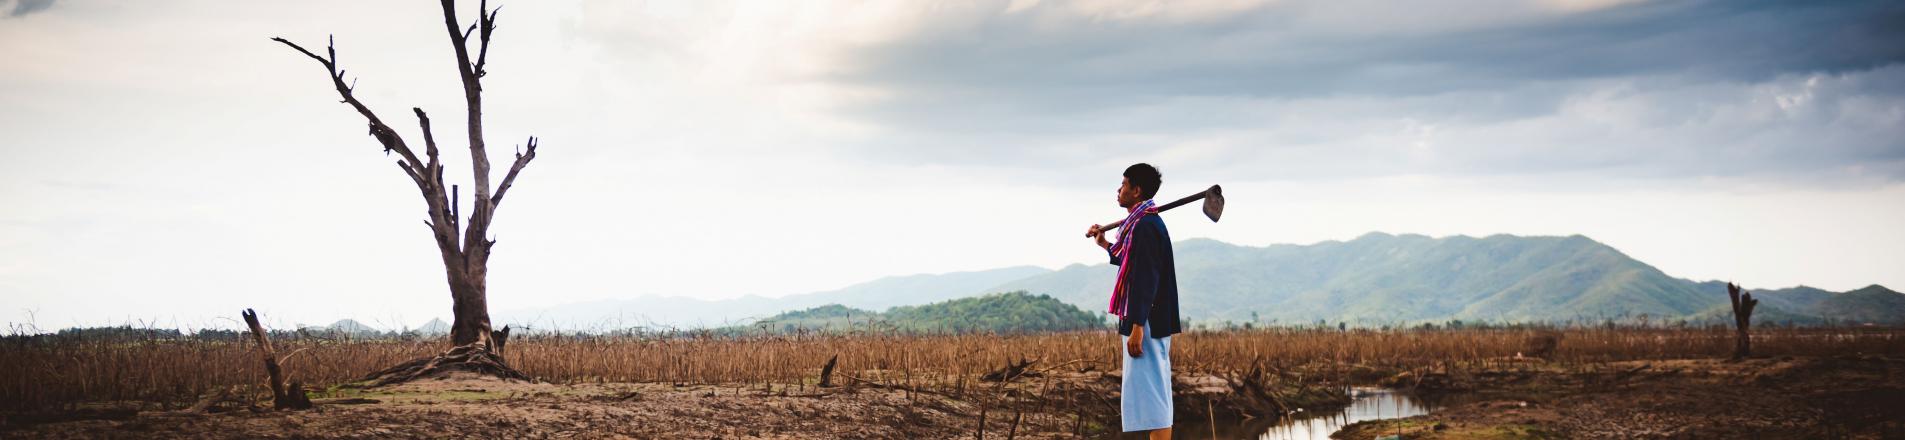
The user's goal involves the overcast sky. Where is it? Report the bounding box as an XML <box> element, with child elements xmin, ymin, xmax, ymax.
<box><xmin>2</xmin><ymin>0</ymin><xmax>1901</xmax><ymax>331</ymax></box>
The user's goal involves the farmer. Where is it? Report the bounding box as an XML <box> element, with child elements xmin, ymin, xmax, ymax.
<box><xmin>1085</xmin><ymin>163</ymin><xmax>1181</xmax><ymax>439</ymax></box>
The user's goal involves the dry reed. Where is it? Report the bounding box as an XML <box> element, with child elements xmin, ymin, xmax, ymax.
<box><xmin>2</xmin><ymin>325</ymin><xmax>1899</xmax><ymax>412</ymax></box>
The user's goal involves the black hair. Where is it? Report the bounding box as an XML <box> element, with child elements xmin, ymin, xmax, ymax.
<box><xmin>1123</xmin><ymin>163</ymin><xmax>1161</xmax><ymax>200</ymax></box>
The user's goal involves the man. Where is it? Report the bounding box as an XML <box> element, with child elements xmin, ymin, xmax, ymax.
<box><xmin>1085</xmin><ymin>163</ymin><xmax>1181</xmax><ymax>439</ymax></box>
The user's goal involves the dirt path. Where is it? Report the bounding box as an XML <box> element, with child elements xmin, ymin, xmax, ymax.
<box><xmin>1334</xmin><ymin>355</ymin><xmax>1905</xmax><ymax>439</ymax></box>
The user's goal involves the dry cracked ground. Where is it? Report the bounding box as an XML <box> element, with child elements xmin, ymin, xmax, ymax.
<box><xmin>7</xmin><ymin>355</ymin><xmax>1903</xmax><ymax>439</ymax></box>
<box><xmin>2</xmin><ymin>371</ymin><xmax>1110</xmax><ymax>439</ymax></box>
<box><xmin>1334</xmin><ymin>355</ymin><xmax>1905</xmax><ymax>439</ymax></box>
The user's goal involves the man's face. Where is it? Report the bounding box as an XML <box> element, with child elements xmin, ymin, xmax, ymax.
<box><xmin>1116</xmin><ymin>177</ymin><xmax>1142</xmax><ymax>208</ymax></box>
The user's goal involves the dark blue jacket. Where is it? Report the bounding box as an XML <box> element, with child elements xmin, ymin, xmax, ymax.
<box><xmin>1109</xmin><ymin>213</ymin><xmax>1180</xmax><ymax>338</ymax></box>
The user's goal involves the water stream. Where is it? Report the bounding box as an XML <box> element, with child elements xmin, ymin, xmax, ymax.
<box><xmin>1254</xmin><ymin>386</ymin><xmax>1431</xmax><ymax>440</ymax></box>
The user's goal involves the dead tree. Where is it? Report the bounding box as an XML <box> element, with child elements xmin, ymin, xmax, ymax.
<box><xmin>1727</xmin><ymin>282</ymin><xmax>1758</xmax><ymax>359</ymax></box>
<box><xmin>240</xmin><ymin>309</ymin><xmax>312</xmax><ymax>410</ymax></box>
<box><xmin>273</xmin><ymin>0</ymin><xmax>537</xmax><ymax>382</ymax></box>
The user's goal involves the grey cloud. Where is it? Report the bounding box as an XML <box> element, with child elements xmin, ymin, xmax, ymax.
<box><xmin>840</xmin><ymin>0</ymin><xmax>1904</xmax><ymax>102</ymax></box>
<box><xmin>821</xmin><ymin>0</ymin><xmax>1905</xmax><ymax>185</ymax></box>
<box><xmin>838</xmin><ymin>66</ymin><xmax>1905</xmax><ymax>183</ymax></box>
<box><xmin>5</xmin><ymin>0</ymin><xmax>54</xmax><ymax>18</ymax></box>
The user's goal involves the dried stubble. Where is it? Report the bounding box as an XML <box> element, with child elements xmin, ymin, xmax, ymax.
<box><xmin>2</xmin><ymin>325</ymin><xmax>1898</xmax><ymax>411</ymax></box>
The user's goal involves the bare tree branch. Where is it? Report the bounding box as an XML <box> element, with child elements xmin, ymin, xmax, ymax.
<box><xmin>452</xmin><ymin>184</ymin><xmax>461</xmax><ymax>237</ymax></box>
<box><xmin>276</xmin><ymin>34</ymin><xmax>460</xmax><ymax>259</ymax></box>
<box><xmin>270</xmin><ymin>36</ymin><xmax>429</xmax><ymax>176</ymax></box>
<box><xmin>412</xmin><ymin>107</ymin><xmax>443</xmax><ymax>172</ymax></box>
<box><xmin>490</xmin><ymin>136</ymin><xmax>537</xmax><ymax>209</ymax></box>
<box><xmin>273</xmin><ymin>36</ymin><xmax>329</xmax><ymax>66</ymax></box>
<box><xmin>473</xmin><ymin>1</ymin><xmax>499</xmax><ymax>78</ymax></box>
<box><xmin>397</xmin><ymin>161</ymin><xmax>426</xmax><ymax>188</ymax></box>
<box><xmin>438</xmin><ymin>0</ymin><xmax>503</xmax><ymax>255</ymax></box>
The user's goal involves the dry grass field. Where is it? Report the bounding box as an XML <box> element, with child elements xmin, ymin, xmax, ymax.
<box><xmin>3</xmin><ymin>326</ymin><xmax>1901</xmax><ymax>438</ymax></box>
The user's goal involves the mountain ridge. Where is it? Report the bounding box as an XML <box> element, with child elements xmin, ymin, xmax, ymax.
<box><xmin>491</xmin><ymin>233</ymin><xmax>1899</xmax><ymax>329</ymax></box>
<box><xmin>988</xmin><ymin>233</ymin><xmax>1898</xmax><ymax>326</ymax></box>
<box><xmin>735</xmin><ymin>291</ymin><xmax>1104</xmax><ymax>334</ymax></box>
<box><xmin>493</xmin><ymin>266</ymin><xmax>1051</xmax><ymax>329</ymax></box>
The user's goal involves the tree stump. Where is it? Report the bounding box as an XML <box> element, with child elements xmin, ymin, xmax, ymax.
<box><xmin>240</xmin><ymin>309</ymin><xmax>312</xmax><ymax>410</ymax></box>
<box><xmin>818</xmin><ymin>354</ymin><xmax>839</xmax><ymax>388</ymax></box>
<box><xmin>1727</xmin><ymin>282</ymin><xmax>1758</xmax><ymax>359</ymax></box>
<box><xmin>490</xmin><ymin>325</ymin><xmax>511</xmax><ymax>357</ymax></box>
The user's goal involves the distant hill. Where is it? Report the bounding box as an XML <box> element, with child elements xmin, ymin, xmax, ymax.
<box><xmin>1815</xmin><ymin>285</ymin><xmax>1905</xmax><ymax>325</ymax></box>
<box><xmin>743</xmin><ymin>291</ymin><xmax>1104</xmax><ymax>334</ymax></box>
<box><xmin>492</xmin><ymin>233</ymin><xmax>1899</xmax><ymax>329</ymax></box>
<box><xmin>1684</xmin><ymin>283</ymin><xmax>1905</xmax><ymax>326</ymax></box>
<box><xmin>300</xmin><ymin>319</ymin><xmax>380</xmax><ymax>336</ymax></box>
<box><xmin>495</xmin><ymin>266</ymin><xmax>1050</xmax><ymax>329</ymax></box>
<box><xmin>987</xmin><ymin>233</ymin><xmax>1901</xmax><ymax>326</ymax></box>
<box><xmin>416</xmin><ymin>318</ymin><xmax>450</xmax><ymax>335</ymax></box>
<box><xmin>801</xmin><ymin>266</ymin><xmax>1055</xmax><ymax>311</ymax></box>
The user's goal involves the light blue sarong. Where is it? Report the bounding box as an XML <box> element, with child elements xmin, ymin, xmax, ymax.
<box><xmin>1121</xmin><ymin>325</ymin><xmax>1172</xmax><ymax>432</ymax></box>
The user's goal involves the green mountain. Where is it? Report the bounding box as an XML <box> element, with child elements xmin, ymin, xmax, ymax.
<box><xmin>795</xmin><ymin>266</ymin><xmax>1054</xmax><ymax>311</ymax></box>
<box><xmin>1814</xmin><ymin>285</ymin><xmax>1905</xmax><ymax>325</ymax></box>
<box><xmin>495</xmin><ymin>266</ymin><xmax>1050</xmax><ymax>329</ymax></box>
<box><xmin>1686</xmin><ymin>282</ymin><xmax>1905</xmax><ymax>326</ymax></box>
<box><xmin>748</xmin><ymin>304</ymin><xmax>878</xmax><ymax>332</ymax></box>
<box><xmin>745</xmin><ymin>291</ymin><xmax>1104</xmax><ymax>334</ymax></box>
<box><xmin>497</xmin><ymin>232</ymin><xmax>1898</xmax><ymax>330</ymax></box>
<box><xmin>1687</xmin><ymin>282</ymin><xmax>1826</xmax><ymax>325</ymax></box>
<box><xmin>987</xmin><ymin>233</ymin><xmax>1902</xmax><ymax>326</ymax></box>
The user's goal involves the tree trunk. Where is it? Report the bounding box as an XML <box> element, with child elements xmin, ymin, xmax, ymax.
<box><xmin>447</xmin><ymin>267</ymin><xmax>493</xmax><ymax>347</ymax></box>
<box><xmin>240</xmin><ymin>309</ymin><xmax>311</xmax><ymax>410</ymax></box>
<box><xmin>1727</xmin><ymin>283</ymin><xmax>1758</xmax><ymax>359</ymax></box>
<box><xmin>819</xmin><ymin>354</ymin><xmax>838</xmax><ymax>388</ymax></box>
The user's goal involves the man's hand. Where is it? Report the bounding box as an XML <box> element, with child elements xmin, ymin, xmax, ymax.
<box><xmin>1126</xmin><ymin>324</ymin><xmax>1144</xmax><ymax>358</ymax></box>
<box><xmin>1088</xmin><ymin>224</ymin><xmax>1111</xmax><ymax>250</ymax></box>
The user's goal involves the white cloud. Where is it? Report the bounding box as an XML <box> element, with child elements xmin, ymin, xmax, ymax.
<box><xmin>1</xmin><ymin>0</ymin><xmax>1900</xmax><ymax>331</ymax></box>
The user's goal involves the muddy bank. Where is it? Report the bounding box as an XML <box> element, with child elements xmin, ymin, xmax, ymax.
<box><xmin>1334</xmin><ymin>355</ymin><xmax>1905</xmax><ymax>439</ymax></box>
<box><xmin>1169</xmin><ymin>365</ymin><xmax>1354</xmax><ymax>439</ymax></box>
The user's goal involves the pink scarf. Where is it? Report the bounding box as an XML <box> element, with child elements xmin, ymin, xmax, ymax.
<box><xmin>1108</xmin><ymin>199</ymin><xmax>1158</xmax><ymax>318</ymax></box>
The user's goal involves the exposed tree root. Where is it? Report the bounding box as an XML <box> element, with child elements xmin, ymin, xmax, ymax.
<box><xmin>358</xmin><ymin>343</ymin><xmax>531</xmax><ymax>388</ymax></box>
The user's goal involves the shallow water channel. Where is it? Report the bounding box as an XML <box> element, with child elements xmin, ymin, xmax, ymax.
<box><xmin>1253</xmin><ymin>386</ymin><xmax>1431</xmax><ymax>440</ymax></box>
